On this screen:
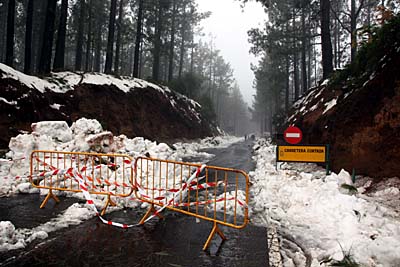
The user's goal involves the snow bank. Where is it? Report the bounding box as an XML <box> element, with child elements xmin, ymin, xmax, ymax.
<box><xmin>0</xmin><ymin>63</ymin><xmax>163</xmax><ymax>94</ymax></box>
<box><xmin>32</xmin><ymin>121</ymin><xmax>72</xmax><ymax>143</ymax></box>
<box><xmin>251</xmin><ymin>138</ymin><xmax>400</xmax><ymax>267</ymax></box>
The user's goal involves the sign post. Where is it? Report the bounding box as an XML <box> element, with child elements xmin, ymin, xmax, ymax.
<box><xmin>278</xmin><ymin>126</ymin><xmax>330</xmax><ymax>175</ymax></box>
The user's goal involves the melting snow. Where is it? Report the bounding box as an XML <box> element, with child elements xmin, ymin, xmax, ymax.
<box><xmin>251</xmin><ymin>138</ymin><xmax>400</xmax><ymax>267</ymax></box>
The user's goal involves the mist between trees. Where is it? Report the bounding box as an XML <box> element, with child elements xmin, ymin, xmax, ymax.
<box><xmin>0</xmin><ymin>0</ymin><xmax>256</xmax><ymax>137</ymax></box>
<box><xmin>242</xmin><ymin>0</ymin><xmax>398</xmax><ymax>134</ymax></box>
<box><xmin>3</xmin><ymin>0</ymin><xmax>397</xmax><ymax>136</ymax></box>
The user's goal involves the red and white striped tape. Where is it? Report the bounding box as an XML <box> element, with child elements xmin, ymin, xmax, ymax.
<box><xmin>69</xmin><ymin>168</ymin><xmax>140</xmax><ymax>228</ymax></box>
<box><xmin>4</xmin><ymin>156</ymin><xmax>247</xmax><ymax>228</ymax></box>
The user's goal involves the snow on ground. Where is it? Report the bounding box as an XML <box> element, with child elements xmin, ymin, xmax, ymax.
<box><xmin>4</xmin><ymin>123</ymin><xmax>399</xmax><ymax>266</ymax></box>
<box><xmin>0</xmin><ymin>118</ymin><xmax>237</xmax><ymax>252</ymax></box>
<box><xmin>173</xmin><ymin>135</ymin><xmax>243</xmax><ymax>161</ymax></box>
<box><xmin>251</xmin><ymin>138</ymin><xmax>400</xmax><ymax>267</ymax></box>
<box><xmin>0</xmin><ymin>63</ymin><xmax>162</xmax><ymax>94</ymax></box>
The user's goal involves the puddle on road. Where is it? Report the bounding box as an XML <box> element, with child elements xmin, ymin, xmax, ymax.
<box><xmin>1</xmin><ymin>209</ymin><xmax>268</xmax><ymax>267</ymax></box>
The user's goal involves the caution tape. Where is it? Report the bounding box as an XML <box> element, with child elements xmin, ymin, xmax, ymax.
<box><xmin>141</xmin><ymin>164</ymin><xmax>206</xmax><ymax>223</ymax></box>
<box><xmin>5</xmin><ymin>156</ymin><xmax>246</xmax><ymax>228</ymax></box>
<box><xmin>69</xmin><ymin>168</ymin><xmax>140</xmax><ymax>228</ymax></box>
<box><xmin>30</xmin><ymin>159</ymin><xmax>210</xmax><ymax>228</ymax></box>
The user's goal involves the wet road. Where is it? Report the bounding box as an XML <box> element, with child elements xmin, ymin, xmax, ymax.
<box><xmin>201</xmin><ymin>139</ymin><xmax>256</xmax><ymax>173</ymax></box>
<box><xmin>0</xmin><ymin>139</ymin><xmax>268</xmax><ymax>267</ymax></box>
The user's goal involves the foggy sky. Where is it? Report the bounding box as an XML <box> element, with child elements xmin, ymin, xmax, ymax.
<box><xmin>196</xmin><ymin>0</ymin><xmax>266</xmax><ymax>106</ymax></box>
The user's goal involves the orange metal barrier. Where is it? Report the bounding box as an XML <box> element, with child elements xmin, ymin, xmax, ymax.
<box><xmin>30</xmin><ymin>150</ymin><xmax>134</xmax><ymax>215</ymax></box>
<box><xmin>134</xmin><ymin>156</ymin><xmax>250</xmax><ymax>250</ymax></box>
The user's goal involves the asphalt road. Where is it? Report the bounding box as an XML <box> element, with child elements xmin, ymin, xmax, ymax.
<box><xmin>0</xmin><ymin>139</ymin><xmax>269</xmax><ymax>267</ymax></box>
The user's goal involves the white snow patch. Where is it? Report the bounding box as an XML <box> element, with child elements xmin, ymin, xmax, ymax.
<box><xmin>32</xmin><ymin>121</ymin><xmax>72</xmax><ymax>143</ymax></box>
<box><xmin>50</xmin><ymin>103</ymin><xmax>62</xmax><ymax>110</ymax></box>
<box><xmin>251</xmin><ymin>138</ymin><xmax>400</xmax><ymax>267</ymax></box>
<box><xmin>0</xmin><ymin>97</ymin><xmax>17</xmax><ymax>105</ymax></box>
<box><xmin>322</xmin><ymin>98</ymin><xmax>337</xmax><ymax>114</ymax></box>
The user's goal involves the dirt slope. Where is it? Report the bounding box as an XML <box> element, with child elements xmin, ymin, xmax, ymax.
<box><xmin>286</xmin><ymin>16</ymin><xmax>400</xmax><ymax>178</ymax></box>
<box><xmin>0</xmin><ymin>65</ymin><xmax>219</xmax><ymax>148</ymax></box>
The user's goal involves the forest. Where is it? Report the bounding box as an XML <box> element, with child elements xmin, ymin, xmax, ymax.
<box><xmin>0</xmin><ymin>0</ymin><xmax>251</xmax><ymax>136</ymax></box>
<box><xmin>244</xmin><ymin>0</ymin><xmax>399</xmax><ymax>133</ymax></box>
<box><xmin>2</xmin><ymin>0</ymin><xmax>399</xmax><ymax>136</ymax></box>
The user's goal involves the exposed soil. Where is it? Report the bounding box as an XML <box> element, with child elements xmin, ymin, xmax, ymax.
<box><xmin>0</xmin><ymin>71</ymin><xmax>219</xmax><ymax>149</ymax></box>
<box><xmin>286</xmin><ymin>38</ymin><xmax>400</xmax><ymax>179</ymax></box>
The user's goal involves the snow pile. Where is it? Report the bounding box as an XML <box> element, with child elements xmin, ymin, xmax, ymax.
<box><xmin>31</xmin><ymin>121</ymin><xmax>73</xmax><ymax>143</ymax></box>
<box><xmin>173</xmin><ymin>135</ymin><xmax>243</xmax><ymax>160</ymax></box>
<box><xmin>251</xmin><ymin>138</ymin><xmax>400</xmax><ymax>267</ymax></box>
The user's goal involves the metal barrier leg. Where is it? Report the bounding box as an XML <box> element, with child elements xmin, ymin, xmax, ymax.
<box><xmin>101</xmin><ymin>195</ymin><xmax>117</xmax><ymax>216</ymax></box>
<box><xmin>139</xmin><ymin>204</ymin><xmax>164</xmax><ymax>225</ymax></box>
<box><xmin>40</xmin><ymin>189</ymin><xmax>60</xmax><ymax>209</ymax></box>
<box><xmin>203</xmin><ymin>222</ymin><xmax>226</xmax><ymax>251</ymax></box>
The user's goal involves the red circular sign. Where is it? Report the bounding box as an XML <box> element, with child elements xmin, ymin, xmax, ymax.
<box><xmin>284</xmin><ymin>126</ymin><xmax>303</xmax><ymax>144</ymax></box>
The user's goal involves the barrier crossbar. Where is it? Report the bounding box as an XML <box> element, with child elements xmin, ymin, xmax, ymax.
<box><xmin>29</xmin><ymin>151</ymin><xmax>250</xmax><ymax>250</ymax></box>
<box><xmin>30</xmin><ymin>150</ymin><xmax>135</xmax><ymax>215</ymax></box>
<box><xmin>134</xmin><ymin>156</ymin><xmax>250</xmax><ymax>250</ymax></box>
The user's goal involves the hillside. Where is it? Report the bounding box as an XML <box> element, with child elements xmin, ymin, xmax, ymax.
<box><xmin>286</xmin><ymin>15</ymin><xmax>400</xmax><ymax>178</ymax></box>
<box><xmin>0</xmin><ymin>64</ymin><xmax>219</xmax><ymax>149</ymax></box>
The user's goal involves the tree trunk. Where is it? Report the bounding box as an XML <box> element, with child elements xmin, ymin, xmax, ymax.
<box><xmin>53</xmin><ymin>0</ymin><xmax>68</xmax><ymax>71</ymax></box>
<box><xmin>293</xmin><ymin>10</ymin><xmax>299</xmax><ymax>100</ymax></box>
<box><xmin>85</xmin><ymin>0</ymin><xmax>92</xmax><ymax>71</ymax></box>
<box><xmin>75</xmin><ymin>0</ymin><xmax>85</xmax><ymax>71</ymax></box>
<box><xmin>37</xmin><ymin>0</ymin><xmax>57</xmax><ymax>75</ymax></box>
<box><xmin>24</xmin><ymin>0</ymin><xmax>34</xmax><ymax>74</ymax></box>
<box><xmin>178</xmin><ymin>2</ymin><xmax>187</xmax><ymax>79</ymax></box>
<box><xmin>301</xmin><ymin>8</ymin><xmax>308</xmax><ymax>93</ymax></box>
<box><xmin>285</xmin><ymin>54</ymin><xmax>290</xmax><ymax>112</ymax></box>
<box><xmin>114</xmin><ymin>0</ymin><xmax>123</xmax><ymax>74</ymax></box>
<box><xmin>320</xmin><ymin>0</ymin><xmax>333</xmax><ymax>79</ymax></box>
<box><xmin>308</xmin><ymin>27</ymin><xmax>312</xmax><ymax>88</ymax></box>
<box><xmin>152</xmin><ymin>0</ymin><xmax>163</xmax><ymax>81</ymax></box>
<box><xmin>168</xmin><ymin>0</ymin><xmax>177</xmax><ymax>82</ymax></box>
<box><xmin>94</xmin><ymin>9</ymin><xmax>102</xmax><ymax>72</ymax></box>
<box><xmin>350</xmin><ymin>0</ymin><xmax>357</xmax><ymax>62</ymax></box>
<box><xmin>190</xmin><ymin>42</ymin><xmax>194</xmax><ymax>73</ymax></box>
<box><xmin>0</xmin><ymin>1</ymin><xmax>7</xmax><ymax>62</ymax></box>
<box><xmin>133</xmin><ymin>0</ymin><xmax>143</xmax><ymax>78</ymax></box>
<box><xmin>104</xmin><ymin>0</ymin><xmax>117</xmax><ymax>74</ymax></box>
<box><xmin>6</xmin><ymin>0</ymin><xmax>15</xmax><ymax>67</ymax></box>
<box><xmin>33</xmin><ymin>0</ymin><xmax>47</xmax><ymax>73</ymax></box>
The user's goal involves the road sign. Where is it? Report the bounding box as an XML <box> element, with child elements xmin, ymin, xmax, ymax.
<box><xmin>284</xmin><ymin>126</ymin><xmax>302</xmax><ymax>144</ymax></box>
<box><xmin>277</xmin><ymin>145</ymin><xmax>327</xmax><ymax>163</ymax></box>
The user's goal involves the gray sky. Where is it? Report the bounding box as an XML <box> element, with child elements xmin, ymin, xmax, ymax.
<box><xmin>196</xmin><ymin>0</ymin><xmax>266</xmax><ymax>106</ymax></box>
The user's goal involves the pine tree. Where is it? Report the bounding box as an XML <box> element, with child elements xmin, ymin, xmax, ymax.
<box><xmin>114</xmin><ymin>0</ymin><xmax>124</xmax><ymax>74</ymax></box>
<box><xmin>5</xmin><ymin>0</ymin><xmax>15</xmax><ymax>67</ymax></box>
<box><xmin>53</xmin><ymin>0</ymin><xmax>68</xmax><ymax>71</ymax></box>
<box><xmin>104</xmin><ymin>0</ymin><xmax>117</xmax><ymax>74</ymax></box>
<box><xmin>37</xmin><ymin>0</ymin><xmax>57</xmax><ymax>75</ymax></box>
<box><xmin>24</xmin><ymin>0</ymin><xmax>34</xmax><ymax>74</ymax></box>
<box><xmin>75</xmin><ymin>0</ymin><xmax>85</xmax><ymax>71</ymax></box>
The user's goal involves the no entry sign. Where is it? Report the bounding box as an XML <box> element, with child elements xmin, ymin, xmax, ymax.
<box><xmin>284</xmin><ymin>126</ymin><xmax>303</xmax><ymax>144</ymax></box>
